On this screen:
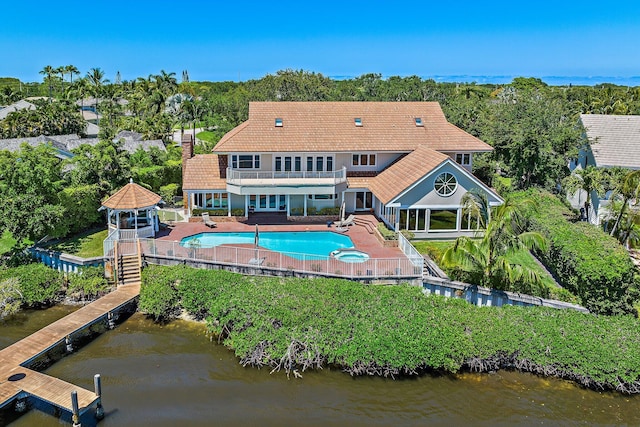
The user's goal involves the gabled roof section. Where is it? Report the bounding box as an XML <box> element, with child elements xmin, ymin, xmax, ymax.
<box><xmin>581</xmin><ymin>114</ymin><xmax>640</xmax><ymax>169</ymax></box>
<box><xmin>183</xmin><ymin>154</ymin><xmax>228</xmax><ymax>190</ymax></box>
<box><xmin>102</xmin><ymin>181</ymin><xmax>162</xmax><ymax>210</ymax></box>
<box><xmin>0</xmin><ymin>100</ymin><xmax>36</xmax><ymax>120</ymax></box>
<box><xmin>214</xmin><ymin>102</ymin><xmax>492</xmax><ymax>153</ymax></box>
<box><xmin>368</xmin><ymin>146</ymin><xmax>450</xmax><ymax>205</ymax></box>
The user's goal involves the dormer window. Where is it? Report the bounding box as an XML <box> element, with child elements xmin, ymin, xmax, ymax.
<box><xmin>354</xmin><ymin>118</ymin><xmax>362</xmax><ymax>127</ymax></box>
<box><xmin>275</xmin><ymin>118</ymin><xmax>283</xmax><ymax>127</ymax></box>
<box><xmin>415</xmin><ymin>117</ymin><xmax>423</xmax><ymax>126</ymax></box>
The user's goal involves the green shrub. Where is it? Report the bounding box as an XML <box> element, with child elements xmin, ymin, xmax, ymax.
<box><xmin>192</xmin><ymin>208</ymin><xmax>245</xmax><ymax>217</ymax></box>
<box><xmin>66</xmin><ymin>266</ymin><xmax>112</xmax><ymax>301</ymax></box>
<box><xmin>318</xmin><ymin>207</ymin><xmax>340</xmax><ymax>215</ymax></box>
<box><xmin>400</xmin><ymin>229</ymin><xmax>415</xmax><ymax>239</ymax></box>
<box><xmin>159</xmin><ymin>183</ymin><xmax>179</xmax><ymax>205</ymax></box>
<box><xmin>139</xmin><ymin>264</ymin><xmax>180</xmax><ymax>320</ymax></box>
<box><xmin>512</xmin><ymin>189</ymin><xmax>638</xmax><ymax>315</ymax></box>
<box><xmin>0</xmin><ymin>263</ymin><xmax>64</xmax><ymax>307</ymax></box>
<box><xmin>377</xmin><ymin>223</ymin><xmax>397</xmax><ymax>240</ymax></box>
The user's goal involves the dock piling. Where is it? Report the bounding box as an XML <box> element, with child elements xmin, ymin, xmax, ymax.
<box><xmin>94</xmin><ymin>374</ymin><xmax>104</xmax><ymax>420</ymax></box>
<box><xmin>71</xmin><ymin>390</ymin><xmax>80</xmax><ymax>427</ymax></box>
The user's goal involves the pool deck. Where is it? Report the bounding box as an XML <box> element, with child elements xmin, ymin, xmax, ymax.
<box><xmin>155</xmin><ymin>214</ymin><xmax>405</xmax><ymax>260</ymax></box>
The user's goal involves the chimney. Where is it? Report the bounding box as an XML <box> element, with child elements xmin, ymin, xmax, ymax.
<box><xmin>181</xmin><ymin>134</ymin><xmax>194</xmax><ymax>214</ymax></box>
<box><xmin>182</xmin><ymin>133</ymin><xmax>194</xmax><ymax>163</ymax></box>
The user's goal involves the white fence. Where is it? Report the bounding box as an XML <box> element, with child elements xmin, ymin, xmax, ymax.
<box><xmin>139</xmin><ymin>238</ymin><xmax>421</xmax><ymax>280</ymax></box>
<box><xmin>226</xmin><ymin>167</ymin><xmax>347</xmax><ymax>185</ymax></box>
<box><xmin>397</xmin><ymin>233</ymin><xmax>424</xmax><ymax>269</ymax></box>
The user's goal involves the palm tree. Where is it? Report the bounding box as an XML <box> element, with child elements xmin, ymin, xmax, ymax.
<box><xmin>86</xmin><ymin>68</ymin><xmax>108</xmax><ymax>125</ymax></box>
<box><xmin>65</xmin><ymin>65</ymin><xmax>80</xmax><ymax>84</ymax></box>
<box><xmin>442</xmin><ymin>198</ymin><xmax>548</xmax><ymax>293</ymax></box>
<box><xmin>39</xmin><ymin>65</ymin><xmax>56</xmax><ymax>101</ymax></box>
<box><xmin>55</xmin><ymin>66</ymin><xmax>65</xmax><ymax>94</ymax></box>
<box><xmin>607</xmin><ymin>170</ymin><xmax>640</xmax><ymax>239</ymax></box>
<box><xmin>562</xmin><ymin>166</ymin><xmax>607</xmax><ymax>222</ymax></box>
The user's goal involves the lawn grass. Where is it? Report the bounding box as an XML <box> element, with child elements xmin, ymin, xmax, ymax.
<box><xmin>0</xmin><ymin>230</ymin><xmax>17</xmax><ymax>255</ymax></box>
<box><xmin>412</xmin><ymin>239</ymin><xmax>557</xmax><ymax>289</ymax></box>
<box><xmin>158</xmin><ymin>210</ymin><xmax>184</xmax><ymax>222</ymax></box>
<box><xmin>46</xmin><ymin>229</ymin><xmax>108</xmax><ymax>258</ymax></box>
<box><xmin>195</xmin><ymin>131</ymin><xmax>217</xmax><ymax>144</ymax></box>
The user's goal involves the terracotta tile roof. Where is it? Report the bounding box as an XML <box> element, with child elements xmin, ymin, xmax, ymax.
<box><xmin>183</xmin><ymin>154</ymin><xmax>228</xmax><ymax>190</ymax></box>
<box><xmin>102</xmin><ymin>182</ymin><xmax>162</xmax><ymax>210</ymax></box>
<box><xmin>213</xmin><ymin>102</ymin><xmax>492</xmax><ymax>154</ymax></box>
<box><xmin>346</xmin><ymin>176</ymin><xmax>376</xmax><ymax>188</ymax></box>
<box><xmin>580</xmin><ymin>114</ymin><xmax>640</xmax><ymax>169</ymax></box>
<box><xmin>367</xmin><ymin>146</ymin><xmax>450</xmax><ymax>205</ymax></box>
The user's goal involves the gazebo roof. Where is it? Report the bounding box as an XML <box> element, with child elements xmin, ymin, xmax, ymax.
<box><xmin>102</xmin><ymin>181</ymin><xmax>162</xmax><ymax>210</ymax></box>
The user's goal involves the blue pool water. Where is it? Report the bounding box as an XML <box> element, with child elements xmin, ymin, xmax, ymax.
<box><xmin>180</xmin><ymin>231</ymin><xmax>354</xmax><ymax>258</ymax></box>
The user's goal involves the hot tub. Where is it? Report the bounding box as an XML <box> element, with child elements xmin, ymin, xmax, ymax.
<box><xmin>330</xmin><ymin>249</ymin><xmax>370</xmax><ymax>263</ymax></box>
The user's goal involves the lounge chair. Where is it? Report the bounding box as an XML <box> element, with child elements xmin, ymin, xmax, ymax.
<box><xmin>202</xmin><ymin>213</ymin><xmax>217</xmax><ymax>228</ymax></box>
<box><xmin>333</xmin><ymin>214</ymin><xmax>355</xmax><ymax>228</ymax></box>
<box><xmin>248</xmin><ymin>257</ymin><xmax>266</xmax><ymax>266</ymax></box>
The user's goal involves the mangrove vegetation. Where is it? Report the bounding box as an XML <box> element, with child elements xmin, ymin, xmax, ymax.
<box><xmin>140</xmin><ymin>265</ymin><xmax>640</xmax><ymax>394</ymax></box>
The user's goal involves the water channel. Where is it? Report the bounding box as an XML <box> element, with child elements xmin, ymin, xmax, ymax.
<box><xmin>3</xmin><ymin>306</ymin><xmax>640</xmax><ymax>426</ymax></box>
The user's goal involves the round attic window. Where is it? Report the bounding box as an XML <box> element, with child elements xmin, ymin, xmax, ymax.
<box><xmin>434</xmin><ymin>172</ymin><xmax>457</xmax><ymax>197</ymax></box>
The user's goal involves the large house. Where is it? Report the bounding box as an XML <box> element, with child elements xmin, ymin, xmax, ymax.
<box><xmin>182</xmin><ymin>102</ymin><xmax>503</xmax><ymax>237</ymax></box>
<box><xmin>569</xmin><ymin>114</ymin><xmax>640</xmax><ymax>224</ymax></box>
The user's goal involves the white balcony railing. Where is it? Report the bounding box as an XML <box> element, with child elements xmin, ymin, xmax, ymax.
<box><xmin>226</xmin><ymin>167</ymin><xmax>347</xmax><ymax>186</ymax></box>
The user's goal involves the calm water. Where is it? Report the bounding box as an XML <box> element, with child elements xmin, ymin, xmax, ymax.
<box><xmin>4</xmin><ymin>309</ymin><xmax>640</xmax><ymax>426</ymax></box>
<box><xmin>181</xmin><ymin>231</ymin><xmax>354</xmax><ymax>259</ymax></box>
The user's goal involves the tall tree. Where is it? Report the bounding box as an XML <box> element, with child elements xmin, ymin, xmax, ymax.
<box><xmin>562</xmin><ymin>166</ymin><xmax>607</xmax><ymax>222</ymax></box>
<box><xmin>0</xmin><ymin>145</ymin><xmax>66</xmax><ymax>243</ymax></box>
<box><xmin>39</xmin><ymin>65</ymin><xmax>56</xmax><ymax>100</ymax></box>
<box><xmin>487</xmin><ymin>87</ymin><xmax>582</xmax><ymax>190</ymax></box>
<box><xmin>86</xmin><ymin>68</ymin><xmax>108</xmax><ymax>124</ymax></box>
<box><xmin>65</xmin><ymin>64</ymin><xmax>80</xmax><ymax>84</ymax></box>
<box><xmin>606</xmin><ymin>169</ymin><xmax>640</xmax><ymax>241</ymax></box>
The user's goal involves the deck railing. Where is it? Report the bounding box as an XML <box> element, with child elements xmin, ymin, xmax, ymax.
<box><xmin>397</xmin><ymin>233</ymin><xmax>424</xmax><ymax>269</ymax></box>
<box><xmin>226</xmin><ymin>167</ymin><xmax>347</xmax><ymax>185</ymax></box>
<box><xmin>139</xmin><ymin>238</ymin><xmax>421</xmax><ymax>280</ymax></box>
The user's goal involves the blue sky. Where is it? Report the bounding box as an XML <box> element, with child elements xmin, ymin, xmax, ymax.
<box><xmin>2</xmin><ymin>0</ymin><xmax>639</xmax><ymax>83</ymax></box>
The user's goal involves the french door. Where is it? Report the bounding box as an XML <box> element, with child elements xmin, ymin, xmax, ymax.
<box><xmin>250</xmin><ymin>194</ymin><xmax>287</xmax><ymax>211</ymax></box>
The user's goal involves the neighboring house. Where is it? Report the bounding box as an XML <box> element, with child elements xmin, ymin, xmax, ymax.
<box><xmin>569</xmin><ymin>114</ymin><xmax>640</xmax><ymax>224</ymax></box>
<box><xmin>0</xmin><ymin>130</ymin><xmax>166</xmax><ymax>158</ymax></box>
<box><xmin>0</xmin><ymin>100</ymin><xmax>36</xmax><ymax>120</ymax></box>
<box><xmin>111</xmin><ymin>130</ymin><xmax>166</xmax><ymax>153</ymax></box>
<box><xmin>182</xmin><ymin>102</ymin><xmax>503</xmax><ymax>238</ymax></box>
<box><xmin>0</xmin><ymin>134</ymin><xmax>78</xmax><ymax>159</ymax></box>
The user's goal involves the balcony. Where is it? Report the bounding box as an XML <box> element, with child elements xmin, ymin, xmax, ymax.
<box><xmin>227</xmin><ymin>167</ymin><xmax>347</xmax><ymax>186</ymax></box>
<box><xmin>226</xmin><ymin>167</ymin><xmax>348</xmax><ymax>195</ymax></box>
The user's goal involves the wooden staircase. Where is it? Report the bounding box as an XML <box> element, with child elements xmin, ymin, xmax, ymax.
<box><xmin>117</xmin><ymin>255</ymin><xmax>142</xmax><ymax>286</ymax></box>
<box><xmin>114</xmin><ymin>239</ymin><xmax>143</xmax><ymax>286</ymax></box>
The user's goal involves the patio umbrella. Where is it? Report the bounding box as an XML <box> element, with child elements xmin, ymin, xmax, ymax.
<box><xmin>340</xmin><ymin>200</ymin><xmax>346</xmax><ymax>223</ymax></box>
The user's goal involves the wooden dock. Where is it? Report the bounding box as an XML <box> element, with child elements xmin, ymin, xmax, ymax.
<box><xmin>0</xmin><ymin>283</ymin><xmax>140</xmax><ymax>417</ymax></box>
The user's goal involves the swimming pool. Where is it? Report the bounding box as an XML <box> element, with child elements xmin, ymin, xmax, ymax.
<box><xmin>180</xmin><ymin>231</ymin><xmax>354</xmax><ymax>259</ymax></box>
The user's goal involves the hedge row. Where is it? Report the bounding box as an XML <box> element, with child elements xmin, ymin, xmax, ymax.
<box><xmin>139</xmin><ymin>265</ymin><xmax>640</xmax><ymax>393</ymax></box>
<box><xmin>192</xmin><ymin>208</ymin><xmax>245</xmax><ymax>217</ymax></box>
<box><xmin>512</xmin><ymin>189</ymin><xmax>638</xmax><ymax>315</ymax></box>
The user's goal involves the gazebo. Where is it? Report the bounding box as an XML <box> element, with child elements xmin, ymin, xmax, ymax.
<box><xmin>101</xmin><ymin>179</ymin><xmax>163</xmax><ymax>238</ymax></box>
